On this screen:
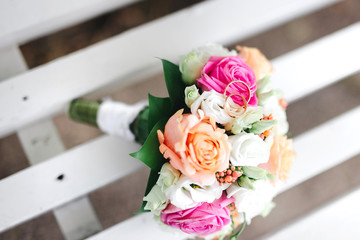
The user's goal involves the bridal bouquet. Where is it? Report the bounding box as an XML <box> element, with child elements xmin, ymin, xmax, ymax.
<box><xmin>69</xmin><ymin>43</ymin><xmax>295</xmax><ymax>239</ymax></box>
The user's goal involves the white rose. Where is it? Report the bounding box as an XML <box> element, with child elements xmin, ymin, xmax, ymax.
<box><xmin>143</xmin><ymin>185</ymin><xmax>168</xmax><ymax>216</ymax></box>
<box><xmin>179</xmin><ymin>43</ymin><xmax>237</xmax><ymax>85</ymax></box>
<box><xmin>157</xmin><ymin>163</ymin><xmax>180</xmax><ymax>191</ymax></box>
<box><xmin>263</xmin><ymin>95</ymin><xmax>289</xmax><ymax>135</ymax></box>
<box><xmin>229</xmin><ymin>132</ymin><xmax>270</xmax><ymax>166</ymax></box>
<box><xmin>166</xmin><ymin>176</ymin><xmax>224</xmax><ymax>210</ymax></box>
<box><xmin>191</xmin><ymin>90</ymin><xmax>233</xmax><ymax>125</ymax></box>
<box><xmin>226</xmin><ymin>180</ymin><xmax>277</xmax><ymax>223</ymax></box>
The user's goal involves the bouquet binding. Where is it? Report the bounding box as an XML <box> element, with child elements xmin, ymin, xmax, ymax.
<box><xmin>69</xmin><ymin>43</ymin><xmax>295</xmax><ymax>239</ymax></box>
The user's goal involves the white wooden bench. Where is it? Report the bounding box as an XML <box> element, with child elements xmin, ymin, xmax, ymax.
<box><xmin>1</xmin><ymin>0</ymin><xmax>359</xmax><ymax>239</ymax></box>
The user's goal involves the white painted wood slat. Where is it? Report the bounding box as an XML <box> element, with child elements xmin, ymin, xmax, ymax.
<box><xmin>0</xmin><ymin>135</ymin><xmax>142</xmax><ymax>232</ymax></box>
<box><xmin>271</xmin><ymin>23</ymin><xmax>360</xmax><ymax>103</ymax></box>
<box><xmin>0</xmin><ymin>0</ymin><xmax>139</xmax><ymax>48</ymax></box>
<box><xmin>278</xmin><ymin>106</ymin><xmax>360</xmax><ymax>193</ymax></box>
<box><xmin>266</xmin><ymin>187</ymin><xmax>360</xmax><ymax>240</ymax></box>
<box><xmin>17</xmin><ymin>120</ymin><xmax>103</xmax><ymax>240</ymax></box>
<box><xmin>0</xmin><ymin>0</ymin><xmax>339</xmax><ymax>138</ymax></box>
<box><xmin>1</xmin><ymin>23</ymin><xmax>359</xmax><ymax>232</ymax></box>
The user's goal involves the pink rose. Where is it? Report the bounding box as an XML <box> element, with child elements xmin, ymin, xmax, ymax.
<box><xmin>197</xmin><ymin>56</ymin><xmax>258</xmax><ymax>106</ymax></box>
<box><xmin>157</xmin><ymin>109</ymin><xmax>230</xmax><ymax>185</ymax></box>
<box><xmin>160</xmin><ymin>194</ymin><xmax>234</xmax><ymax>236</ymax></box>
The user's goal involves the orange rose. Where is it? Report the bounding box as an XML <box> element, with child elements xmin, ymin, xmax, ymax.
<box><xmin>157</xmin><ymin>109</ymin><xmax>230</xmax><ymax>185</ymax></box>
<box><xmin>260</xmin><ymin>133</ymin><xmax>295</xmax><ymax>181</ymax></box>
<box><xmin>237</xmin><ymin>46</ymin><xmax>273</xmax><ymax>81</ymax></box>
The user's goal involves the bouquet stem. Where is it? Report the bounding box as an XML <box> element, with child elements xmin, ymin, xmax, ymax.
<box><xmin>68</xmin><ymin>99</ymin><xmax>149</xmax><ymax>144</ymax></box>
<box><xmin>68</xmin><ymin>99</ymin><xmax>101</xmax><ymax>127</ymax></box>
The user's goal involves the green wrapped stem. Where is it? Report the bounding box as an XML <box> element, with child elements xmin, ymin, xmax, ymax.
<box><xmin>68</xmin><ymin>99</ymin><xmax>102</xmax><ymax>127</ymax></box>
<box><xmin>130</xmin><ymin>106</ymin><xmax>150</xmax><ymax>144</ymax></box>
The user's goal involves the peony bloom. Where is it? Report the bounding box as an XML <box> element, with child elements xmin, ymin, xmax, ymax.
<box><xmin>237</xmin><ymin>46</ymin><xmax>273</xmax><ymax>81</ymax></box>
<box><xmin>197</xmin><ymin>56</ymin><xmax>258</xmax><ymax>106</ymax></box>
<box><xmin>160</xmin><ymin>194</ymin><xmax>234</xmax><ymax>236</ymax></box>
<box><xmin>157</xmin><ymin>109</ymin><xmax>230</xmax><ymax>185</ymax></box>
<box><xmin>259</xmin><ymin>133</ymin><xmax>295</xmax><ymax>181</ymax></box>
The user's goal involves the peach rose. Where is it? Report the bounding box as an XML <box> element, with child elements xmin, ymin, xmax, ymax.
<box><xmin>237</xmin><ymin>46</ymin><xmax>273</xmax><ymax>81</ymax></box>
<box><xmin>157</xmin><ymin>109</ymin><xmax>230</xmax><ymax>185</ymax></box>
<box><xmin>260</xmin><ymin>133</ymin><xmax>295</xmax><ymax>181</ymax></box>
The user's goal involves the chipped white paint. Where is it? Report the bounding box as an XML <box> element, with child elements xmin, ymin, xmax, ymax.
<box><xmin>0</xmin><ymin>44</ymin><xmax>102</xmax><ymax>239</ymax></box>
<box><xmin>17</xmin><ymin>120</ymin><xmax>103</xmax><ymax>240</ymax></box>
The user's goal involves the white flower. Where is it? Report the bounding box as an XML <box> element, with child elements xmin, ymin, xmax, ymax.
<box><xmin>143</xmin><ymin>185</ymin><xmax>168</xmax><ymax>216</ymax></box>
<box><xmin>179</xmin><ymin>43</ymin><xmax>237</xmax><ymax>85</ymax></box>
<box><xmin>263</xmin><ymin>95</ymin><xmax>289</xmax><ymax>135</ymax></box>
<box><xmin>190</xmin><ymin>90</ymin><xmax>233</xmax><ymax>125</ymax></box>
<box><xmin>165</xmin><ymin>176</ymin><xmax>224</xmax><ymax>210</ymax></box>
<box><xmin>226</xmin><ymin>180</ymin><xmax>277</xmax><ymax>223</ymax></box>
<box><xmin>228</xmin><ymin>132</ymin><xmax>270</xmax><ymax>166</ymax></box>
<box><xmin>184</xmin><ymin>85</ymin><xmax>200</xmax><ymax>108</ymax></box>
<box><xmin>157</xmin><ymin>163</ymin><xmax>181</xmax><ymax>191</ymax></box>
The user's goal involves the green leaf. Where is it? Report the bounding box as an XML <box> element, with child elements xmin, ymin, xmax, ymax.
<box><xmin>135</xmin><ymin>169</ymin><xmax>159</xmax><ymax>214</ymax></box>
<box><xmin>130</xmin><ymin>118</ymin><xmax>167</xmax><ymax>171</ymax></box>
<box><xmin>258</xmin><ymin>89</ymin><xmax>283</xmax><ymax>106</ymax></box>
<box><xmin>161</xmin><ymin>59</ymin><xmax>186</xmax><ymax>109</ymax></box>
<box><xmin>237</xmin><ymin>176</ymin><xmax>255</xmax><ymax>190</ymax></box>
<box><xmin>256</xmin><ymin>75</ymin><xmax>271</xmax><ymax>95</ymax></box>
<box><xmin>148</xmin><ymin>94</ymin><xmax>172</xmax><ymax>131</ymax></box>
<box><xmin>231</xmin><ymin>107</ymin><xmax>264</xmax><ymax>134</ymax></box>
<box><xmin>242</xmin><ymin>166</ymin><xmax>271</xmax><ymax>180</ymax></box>
<box><xmin>267</xmin><ymin>172</ymin><xmax>276</xmax><ymax>179</ymax></box>
<box><xmin>230</xmin><ymin>213</ymin><xmax>246</xmax><ymax>240</ymax></box>
<box><xmin>249</xmin><ymin>119</ymin><xmax>277</xmax><ymax>135</ymax></box>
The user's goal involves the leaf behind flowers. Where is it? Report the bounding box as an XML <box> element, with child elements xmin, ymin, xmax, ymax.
<box><xmin>161</xmin><ymin>59</ymin><xmax>187</xmax><ymax>110</ymax></box>
<box><xmin>130</xmin><ymin>118</ymin><xmax>167</xmax><ymax>171</ymax></box>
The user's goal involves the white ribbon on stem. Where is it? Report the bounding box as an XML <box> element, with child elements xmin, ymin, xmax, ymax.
<box><xmin>97</xmin><ymin>100</ymin><xmax>147</xmax><ymax>141</ymax></box>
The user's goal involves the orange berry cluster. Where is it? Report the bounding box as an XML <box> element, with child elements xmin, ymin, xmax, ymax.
<box><xmin>216</xmin><ymin>163</ymin><xmax>243</xmax><ymax>185</ymax></box>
